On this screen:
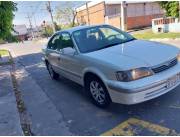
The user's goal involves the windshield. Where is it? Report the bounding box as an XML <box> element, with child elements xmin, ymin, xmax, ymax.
<box><xmin>72</xmin><ymin>25</ymin><xmax>135</xmax><ymax>53</ymax></box>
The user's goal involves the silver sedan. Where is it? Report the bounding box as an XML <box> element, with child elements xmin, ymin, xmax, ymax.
<box><xmin>42</xmin><ymin>24</ymin><xmax>180</xmax><ymax>108</ymax></box>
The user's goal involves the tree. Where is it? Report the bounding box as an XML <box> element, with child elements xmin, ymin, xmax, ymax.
<box><xmin>55</xmin><ymin>2</ymin><xmax>77</xmax><ymax>27</ymax></box>
<box><xmin>0</xmin><ymin>1</ymin><xmax>17</xmax><ymax>39</ymax></box>
<box><xmin>42</xmin><ymin>25</ymin><xmax>54</xmax><ymax>37</ymax></box>
<box><xmin>54</xmin><ymin>22</ymin><xmax>61</xmax><ymax>31</ymax></box>
<box><xmin>159</xmin><ymin>1</ymin><xmax>179</xmax><ymax>17</ymax></box>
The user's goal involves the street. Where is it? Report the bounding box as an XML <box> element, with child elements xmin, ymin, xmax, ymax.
<box><xmin>1</xmin><ymin>40</ymin><xmax>180</xmax><ymax>135</ymax></box>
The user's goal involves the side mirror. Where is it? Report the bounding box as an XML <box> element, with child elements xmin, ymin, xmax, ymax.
<box><xmin>63</xmin><ymin>47</ymin><xmax>78</xmax><ymax>56</ymax></box>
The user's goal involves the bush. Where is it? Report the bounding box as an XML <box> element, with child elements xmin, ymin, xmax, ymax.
<box><xmin>0</xmin><ymin>39</ymin><xmax>5</xmax><ymax>44</ymax></box>
<box><xmin>60</xmin><ymin>23</ymin><xmax>79</xmax><ymax>30</ymax></box>
<box><xmin>41</xmin><ymin>25</ymin><xmax>54</xmax><ymax>37</ymax></box>
<box><xmin>5</xmin><ymin>34</ymin><xmax>18</xmax><ymax>43</ymax></box>
<box><xmin>54</xmin><ymin>22</ymin><xmax>61</xmax><ymax>31</ymax></box>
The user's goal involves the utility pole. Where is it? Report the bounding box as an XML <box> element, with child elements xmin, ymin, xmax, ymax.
<box><xmin>86</xmin><ymin>2</ymin><xmax>90</xmax><ymax>25</ymax></box>
<box><xmin>46</xmin><ymin>1</ymin><xmax>56</xmax><ymax>33</ymax></box>
<box><xmin>30</xmin><ymin>6</ymin><xmax>37</xmax><ymax>29</ymax></box>
<box><xmin>42</xmin><ymin>20</ymin><xmax>48</xmax><ymax>39</ymax></box>
<box><xmin>179</xmin><ymin>1</ymin><xmax>180</xmax><ymax>19</ymax></box>
<box><xmin>26</xmin><ymin>13</ymin><xmax>34</xmax><ymax>39</ymax></box>
<box><xmin>121</xmin><ymin>1</ymin><xmax>127</xmax><ymax>31</ymax></box>
<box><xmin>34</xmin><ymin>15</ymin><xmax>37</xmax><ymax>29</ymax></box>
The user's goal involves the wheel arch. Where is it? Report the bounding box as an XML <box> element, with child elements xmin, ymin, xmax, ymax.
<box><xmin>83</xmin><ymin>69</ymin><xmax>112</xmax><ymax>103</ymax></box>
<box><xmin>83</xmin><ymin>68</ymin><xmax>108</xmax><ymax>89</ymax></box>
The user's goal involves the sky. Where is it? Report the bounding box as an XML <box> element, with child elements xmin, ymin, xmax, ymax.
<box><xmin>13</xmin><ymin>1</ymin><xmax>86</xmax><ymax>28</ymax></box>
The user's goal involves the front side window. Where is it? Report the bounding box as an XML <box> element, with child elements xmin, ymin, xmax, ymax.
<box><xmin>47</xmin><ymin>32</ymin><xmax>74</xmax><ymax>52</ymax></box>
<box><xmin>73</xmin><ymin>25</ymin><xmax>135</xmax><ymax>53</ymax></box>
<box><xmin>47</xmin><ymin>34</ymin><xmax>61</xmax><ymax>50</ymax></box>
<box><xmin>61</xmin><ymin>32</ymin><xmax>74</xmax><ymax>49</ymax></box>
<box><xmin>60</xmin><ymin>32</ymin><xmax>76</xmax><ymax>55</ymax></box>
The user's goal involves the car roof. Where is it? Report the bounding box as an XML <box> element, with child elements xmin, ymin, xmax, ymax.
<box><xmin>55</xmin><ymin>24</ymin><xmax>109</xmax><ymax>35</ymax></box>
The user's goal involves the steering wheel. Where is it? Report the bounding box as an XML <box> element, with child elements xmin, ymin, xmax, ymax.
<box><xmin>107</xmin><ymin>34</ymin><xmax>120</xmax><ymax>41</ymax></box>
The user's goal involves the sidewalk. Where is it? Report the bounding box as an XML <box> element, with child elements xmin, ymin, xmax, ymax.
<box><xmin>14</xmin><ymin>64</ymin><xmax>72</xmax><ymax>135</ymax></box>
<box><xmin>0</xmin><ymin>65</ymin><xmax>23</xmax><ymax>135</ymax></box>
<box><xmin>0</xmin><ymin>42</ymin><xmax>73</xmax><ymax>135</ymax></box>
<box><xmin>8</xmin><ymin>43</ymin><xmax>73</xmax><ymax>135</ymax></box>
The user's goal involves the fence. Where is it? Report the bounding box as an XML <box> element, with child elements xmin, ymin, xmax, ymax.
<box><xmin>152</xmin><ymin>17</ymin><xmax>180</xmax><ymax>33</ymax></box>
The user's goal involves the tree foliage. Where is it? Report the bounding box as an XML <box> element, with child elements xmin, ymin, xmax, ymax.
<box><xmin>54</xmin><ymin>22</ymin><xmax>61</xmax><ymax>31</ymax></box>
<box><xmin>42</xmin><ymin>25</ymin><xmax>54</xmax><ymax>37</ymax></box>
<box><xmin>159</xmin><ymin>1</ymin><xmax>179</xmax><ymax>17</ymax></box>
<box><xmin>0</xmin><ymin>1</ymin><xmax>17</xmax><ymax>39</ymax></box>
<box><xmin>55</xmin><ymin>2</ymin><xmax>77</xmax><ymax>27</ymax></box>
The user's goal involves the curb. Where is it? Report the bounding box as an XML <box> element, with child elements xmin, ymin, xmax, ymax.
<box><xmin>8</xmin><ymin>50</ymin><xmax>31</xmax><ymax>136</ymax></box>
<box><xmin>0</xmin><ymin>52</ymin><xmax>24</xmax><ymax>135</ymax></box>
<box><xmin>9</xmin><ymin>49</ymin><xmax>73</xmax><ymax>135</ymax></box>
<box><xmin>150</xmin><ymin>38</ymin><xmax>180</xmax><ymax>41</ymax></box>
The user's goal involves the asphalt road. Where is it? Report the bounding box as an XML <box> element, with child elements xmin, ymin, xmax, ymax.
<box><xmin>1</xmin><ymin>40</ymin><xmax>180</xmax><ymax>135</ymax></box>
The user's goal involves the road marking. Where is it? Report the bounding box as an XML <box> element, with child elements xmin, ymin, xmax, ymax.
<box><xmin>101</xmin><ymin>118</ymin><xmax>178</xmax><ymax>136</ymax></box>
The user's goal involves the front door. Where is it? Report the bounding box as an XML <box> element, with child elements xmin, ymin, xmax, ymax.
<box><xmin>46</xmin><ymin>33</ymin><xmax>62</xmax><ymax>73</ymax></box>
<box><xmin>57</xmin><ymin>32</ymin><xmax>83</xmax><ymax>84</ymax></box>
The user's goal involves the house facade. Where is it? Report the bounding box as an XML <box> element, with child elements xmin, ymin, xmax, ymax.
<box><xmin>76</xmin><ymin>1</ymin><xmax>165</xmax><ymax>30</ymax></box>
<box><xmin>12</xmin><ymin>25</ymin><xmax>28</xmax><ymax>41</ymax></box>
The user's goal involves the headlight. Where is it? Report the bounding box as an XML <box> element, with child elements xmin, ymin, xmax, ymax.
<box><xmin>116</xmin><ymin>67</ymin><xmax>154</xmax><ymax>82</ymax></box>
<box><xmin>177</xmin><ymin>52</ymin><xmax>180</xmax><ymax>61</ymax></box>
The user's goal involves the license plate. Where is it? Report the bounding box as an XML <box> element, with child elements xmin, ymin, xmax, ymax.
<box><xmin>166</xmin><ymin>74</ymin><xmax>180</xmax><ymax>88</ymax></box>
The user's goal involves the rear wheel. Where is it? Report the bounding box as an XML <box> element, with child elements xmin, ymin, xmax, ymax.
<box><xmin>46</xmin><ymin>62</ymin><xmax>59</xmax><ymax>80</ymax></box>
<box><xmin>85</xmin><ymin>76</ymin><xmax>111</xmax><ymax>108</ymax></box>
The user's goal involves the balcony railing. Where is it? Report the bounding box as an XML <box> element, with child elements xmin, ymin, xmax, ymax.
<box><xmin>152</xmin><ymin>17</ymin><xmax>179</xmax><ymax>26</ymax></box>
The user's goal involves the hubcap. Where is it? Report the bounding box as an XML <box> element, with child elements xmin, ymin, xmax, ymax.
<box><xmin>90</xmin><ymin>81</ymin><xmax>106</xmax><ymax>104</ymax></box>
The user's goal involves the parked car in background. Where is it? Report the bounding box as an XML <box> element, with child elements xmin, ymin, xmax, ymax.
<box><xmin>42</xmin><ymin>24</ymin><xmax>180</xmax><ymax>108</ymax></box>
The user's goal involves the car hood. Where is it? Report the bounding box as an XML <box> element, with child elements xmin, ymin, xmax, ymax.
<box><xmin>84</xmin><ymin>40</ymin><xmax>179</xmax><ymax>70</ymax></box>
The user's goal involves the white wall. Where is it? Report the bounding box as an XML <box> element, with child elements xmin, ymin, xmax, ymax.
<box><xmin>106</xmin><ymin>2</ymin><xmax>164</xmax><ymax>17</ymax></box>
<box><xmin>127</xmin><ymin>3</ymin><xmax>164</xmax><ymax>17</ymax></box>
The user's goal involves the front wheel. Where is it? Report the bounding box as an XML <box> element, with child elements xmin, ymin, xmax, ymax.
<box><xmin>46</xmin><ymin>62</ymin><xmax>59</xmax><ymax>80</ymax></box>
<box><xmin>86</xmin><ymin>77</ymin><xmax>111</xmax><ymax>108</ymax></box>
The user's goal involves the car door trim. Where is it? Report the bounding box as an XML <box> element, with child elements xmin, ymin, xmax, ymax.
<box><xmin>59</xmin><ymin>67</ymin><xmax>82</xmax><ymax>79</ymax></box>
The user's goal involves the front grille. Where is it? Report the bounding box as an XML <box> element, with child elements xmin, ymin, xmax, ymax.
<box><xmin>152</xmin><ymin>58</ymin><xmax>177</xmax><ymax>73</ymax></box>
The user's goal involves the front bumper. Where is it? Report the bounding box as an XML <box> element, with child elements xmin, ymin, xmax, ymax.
<box><xmin>107</xmin><ymin>62</ymin><xmax>180</xmax><ymax>105</ymax></box>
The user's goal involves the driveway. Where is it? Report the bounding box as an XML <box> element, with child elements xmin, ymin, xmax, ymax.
<box><xmin>1</xmin><ymin>40</ymin><xmax>180</xmax><ymax>135</ymax></box>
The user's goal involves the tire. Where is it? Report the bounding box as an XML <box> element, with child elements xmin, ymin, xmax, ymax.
<box><xmin>85</xmin><ymin>76</ymin><xmax>111</xmax><ymax>108</ymax></box>
<box><xmin>46</xmin><ymin>62</ymin><xmax>59</xmax><ymax>80</ymax></box>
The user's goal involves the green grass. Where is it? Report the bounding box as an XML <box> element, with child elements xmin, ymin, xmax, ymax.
<box><xmin>0</xmin><ymin>49</ymin><xmax>9</xmax><ymax>56</ymax></box>
<box><xmin>0</xmin><ymin>49</ymin><xmax>12</xmax><ymax>65</ymax></box>
<box><xmin>133</xmin><ymin>31</ymin><xmax>180</xmax><ymax>40</ymax></box>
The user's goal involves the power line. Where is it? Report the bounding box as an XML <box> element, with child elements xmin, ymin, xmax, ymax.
<box><xmin>28</xmin><ymin>2</ymin><xmax>46</xmax><ymax>28</ymax></box>
<box><xmin>31</xmin><ymin>2</ymin><xmax>43</xmax><ymax>17</ymax></box>
<box><xmin>25</xmin><ymin>13</ymin><xmax>34</xmax><ymax>39</ymax></box>
<box><xmin>29</xmin><ymin>2</ymin><xmax>44</xmax><ymax>28</ymax></box>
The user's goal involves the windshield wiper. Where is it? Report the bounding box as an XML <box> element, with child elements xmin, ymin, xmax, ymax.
<box><xmin>124</xmin><ymin>38</ymin><xmax>136</xmax><ymax>43</ymax></box>
<box><xmin>97</xmin><ymin>42</ymin><xmax>121</xmax><ymax>51</ymax></box>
